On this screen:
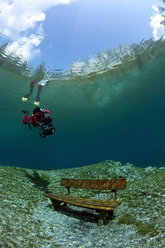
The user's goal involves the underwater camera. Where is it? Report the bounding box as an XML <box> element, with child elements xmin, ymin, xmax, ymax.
<box><xmin>39</xmin><ymin>125</ymin><xmax>55</xmax><ymax>138</ymax></box>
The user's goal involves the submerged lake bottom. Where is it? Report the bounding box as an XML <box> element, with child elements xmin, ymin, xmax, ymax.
<box><xmin>0</xmin><ymin>160</ymin><xmax>165</xmax><ymax>248</ymax></box>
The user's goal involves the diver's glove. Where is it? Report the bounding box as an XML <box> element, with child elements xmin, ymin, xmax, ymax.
<box><xmin>21</xmin><ymin>110</ymin><xmax>29</xmax><ymax>115</ymax></box>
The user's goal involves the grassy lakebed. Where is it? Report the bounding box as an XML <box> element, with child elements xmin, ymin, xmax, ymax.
<box><xmin>0</xmin><ymin>161</ymin><xmax>165</xmax><ymax>247</ymax></box>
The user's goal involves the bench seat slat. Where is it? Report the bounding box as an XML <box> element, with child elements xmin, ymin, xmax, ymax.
<box><xmin>45</xmin><ymin>193</ymin><xmax>122</xmax><ymax>211</ymax></box>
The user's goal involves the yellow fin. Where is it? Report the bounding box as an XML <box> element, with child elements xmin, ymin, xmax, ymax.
<box><xmin>22</xmin><ymin>97</ymin><xmax>28</xmax><ymax>102</ymax></box>
<box><xmin>34</xmin><ymin>101</ymin><xmax>40</xmax><ymax>106</ymax></box>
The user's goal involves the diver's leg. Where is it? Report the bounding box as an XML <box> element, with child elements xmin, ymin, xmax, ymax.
<box><xmin>22</xmin><ymin>80</ymin><xmax>37</xmax><ymax>102</ymax></box>
<box><xmin>34</xmin><ymin>85</ymin><xmax>43</xmax><ymax>106</ymax></box>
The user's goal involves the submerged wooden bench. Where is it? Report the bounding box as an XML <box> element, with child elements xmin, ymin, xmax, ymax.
<box><xmin>45</xmin><ymin>178</ymin><xmax>126</xmax><ymax>225</ymax></box>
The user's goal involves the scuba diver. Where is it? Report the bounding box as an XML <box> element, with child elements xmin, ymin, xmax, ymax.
<box><xmin>21</xmin><ymin>64</ymin><xmax>52</xmax><ymax>106</ymax></box>
<box><xmin>22</xmin><ymin>107</ymin><xmax>55</xmax><ymax>138</ymax></box>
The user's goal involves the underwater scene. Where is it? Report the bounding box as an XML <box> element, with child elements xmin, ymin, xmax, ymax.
<box><xmin>0</xmin><ymin>0</ymin><xmax>165</xmax><ymax>247</ymax></box>
<box><xmin>1</xmin><ymin>37</ymin><xmax>165</xmax><ymax>170</ymax></box>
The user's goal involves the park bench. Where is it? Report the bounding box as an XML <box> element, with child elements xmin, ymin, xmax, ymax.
<box><xmin>45</xmin><ymin>178</ymin><xmax>126</xmax><ymax>225</ymax></box>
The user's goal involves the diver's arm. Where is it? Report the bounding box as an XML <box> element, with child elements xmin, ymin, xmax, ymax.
<box><xmin>23</xmin><ymin>115</ymin><xmax>32</xmax><ymax>129</ymax></box>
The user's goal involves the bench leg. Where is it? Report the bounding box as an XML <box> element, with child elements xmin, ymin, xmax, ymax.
<box><xmin>50</xmin><ymin>199</ymin><xmax>61</xmax><ymax>211</ymax></box>
<box><xmin>97</xmin><ymin>210</ymin><xmax>107</xmax><ymax>226</ymax></box>
<box><xmin>107</xmin><ymin>210</ymin><xmax>114</xmax><ymax>220</ymax></box>
<box><xmin>97</xmin><ymin>210</ymin><xmax>114</xmax><ymax>226</ymax></box>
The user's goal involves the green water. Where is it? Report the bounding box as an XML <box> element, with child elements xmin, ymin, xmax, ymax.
<box><xmin>0</xmin><ymin>40</ymin><xmax>165</xmax><ymax>169</ymax></box>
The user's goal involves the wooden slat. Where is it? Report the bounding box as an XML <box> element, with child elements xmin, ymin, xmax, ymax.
<box><xmin>45</xmin><ymin>193</ymin><xmax>122</xmax><ymax>211</ymax></box>
<box><xmin>61</xmin><ymin>178</ymin><xmax>126</xmax><ymax>190</ymax></box>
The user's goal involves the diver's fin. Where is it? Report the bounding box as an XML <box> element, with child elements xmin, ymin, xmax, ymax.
<box><xmin>34</xmin><ymin>101</ymin><xmax>40</xmax><ymax>106</ymax></box>
<box><xmin>22</xmin><ymin>97</ymin><xmax>28</xmax><ymax>102</ymax></box>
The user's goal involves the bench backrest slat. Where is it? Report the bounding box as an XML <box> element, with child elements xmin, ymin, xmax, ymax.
<box><xmin>61</xmin><ymin>178</ymin><xmax>126</xmax><ymax>190</ymax></box>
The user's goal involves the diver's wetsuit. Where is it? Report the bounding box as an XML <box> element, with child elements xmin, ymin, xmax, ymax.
<box><xmin>22</xmin><ymin>107</ymin><xmax>55</xmax><ymax>137</ymax></box>
<box><xmin>23</xmin><ymin>107</ymin><xmax>52</xmax><ymax>128</ymax></box>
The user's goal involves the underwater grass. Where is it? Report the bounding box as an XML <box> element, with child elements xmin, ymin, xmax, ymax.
<box><xmin>118</xmin><ymin>214</ymin><xmax>159</xmax><ymax>237</ymax></box>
